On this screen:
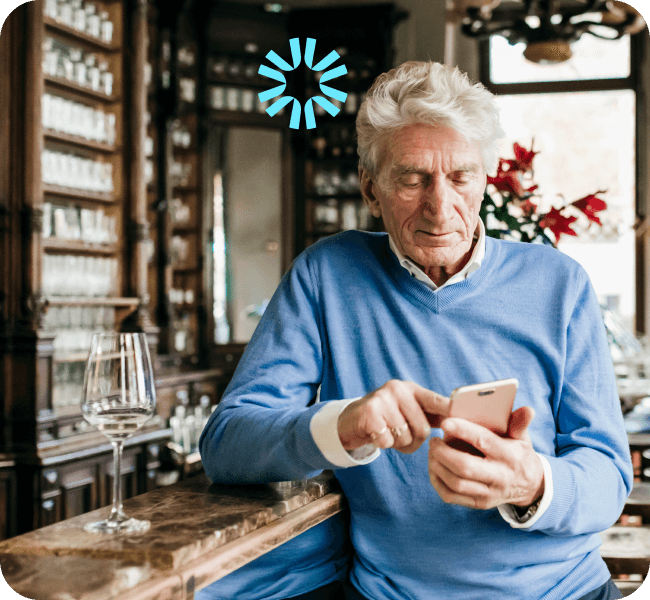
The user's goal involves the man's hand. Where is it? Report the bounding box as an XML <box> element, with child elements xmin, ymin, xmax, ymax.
<box><xmin>428</xmin><ymin>406</ymin><xmax>545</xmax><ymax>509</ymax></box>
<box><xmin>337</xmin><ymin>380</ymin><xmax>450</xmax><ymax>454</ymax></box>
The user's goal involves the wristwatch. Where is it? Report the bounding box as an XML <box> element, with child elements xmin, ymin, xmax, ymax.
<box><xmin>513</xmin><ymin>496</ymin><xmax>542</xmax><ymax>522</ymax></box>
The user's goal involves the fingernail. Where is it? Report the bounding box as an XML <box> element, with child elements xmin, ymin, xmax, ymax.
<box><xmin>443</xmin><ymin>420</ymin><xmax>456</xmax><ymax>434</ymax></box>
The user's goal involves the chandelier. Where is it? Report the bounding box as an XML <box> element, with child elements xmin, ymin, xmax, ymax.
<box><xmin>449</xmin><ymin>0</ymin><xmax>646</xmax><ymax>64</ymax></box>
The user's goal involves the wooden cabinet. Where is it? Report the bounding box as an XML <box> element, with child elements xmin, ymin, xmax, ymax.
<box><xmin>0</xmin><ymin>0</ymin><xmax>165</xmax><ymax>537</ymax></box>
<box><xmin>0</xmin><ymin>0</ymin><xmax>404</xmax><ymax>539</ymax></box>
<box><xmin>289</xmin><ymin>4</ymin><xmax>406</xmax><ymax>254</ymax></box>
<box><xmin>0</xmin><ymin>0</ymin><xmax>156</xmax><ymax>446</ymax></box>
<box><xmin>15</xmin><ymin>429</ymin><xmax>171</xmax><ymax>534</ymax></box>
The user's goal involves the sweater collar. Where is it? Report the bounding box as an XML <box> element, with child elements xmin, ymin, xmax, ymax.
<box><xmin>388</xmin><ymin>218</ymin><xmax>486</xmax><ymax>291</ymax></box>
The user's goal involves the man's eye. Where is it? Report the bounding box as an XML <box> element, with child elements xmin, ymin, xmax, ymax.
<box><xmin>401</xmin><ymin>178</ymin><xmax>421</xmax><ymax>187</ymax></box>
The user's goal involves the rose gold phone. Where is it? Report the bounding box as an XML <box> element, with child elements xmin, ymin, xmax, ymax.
<box><xmin>449</xmin><ymin>378</ymin><xmax>519</xmax><ymax>436</ymax></box>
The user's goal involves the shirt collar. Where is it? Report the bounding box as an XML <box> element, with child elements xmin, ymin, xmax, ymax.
<box><xmin>388</xmin><ymin>218</ymin><xmax>486</xmax><ymax>291</ymax></box>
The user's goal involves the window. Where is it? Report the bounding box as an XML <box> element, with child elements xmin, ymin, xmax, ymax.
<box><xmin>481</xmin><ymin>34</ymin><xmax>642</xmax><ymax>332</ymax></box>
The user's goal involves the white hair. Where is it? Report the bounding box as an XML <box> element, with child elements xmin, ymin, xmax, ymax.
<box><xmin>356</xmin><ymin>61</ymin><xmax>505</xmax><ymax>176</ymax></box>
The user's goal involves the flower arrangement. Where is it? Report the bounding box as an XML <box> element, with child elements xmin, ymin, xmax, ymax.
<box><xmin>479</xmin><ymin>142</ymin><xmax>608</xmax><ymax>247</ymax></box>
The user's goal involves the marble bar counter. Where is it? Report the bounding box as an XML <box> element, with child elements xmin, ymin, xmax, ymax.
<box><xmin>0</xmin><ymin>472</ymin><xmax>346</xmax><ymax>600</ymax></box>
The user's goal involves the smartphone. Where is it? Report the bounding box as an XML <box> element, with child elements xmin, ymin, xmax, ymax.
<box><xmin>449</xmin><ymin>378</ymin><xmax>519</xmax><ymax>436</ymax></box>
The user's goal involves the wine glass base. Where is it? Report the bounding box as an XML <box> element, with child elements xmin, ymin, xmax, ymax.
<box><xmin>84</xmin><ymin>518</ymin><xmax>150</xmax><ymax>534</ymax></box>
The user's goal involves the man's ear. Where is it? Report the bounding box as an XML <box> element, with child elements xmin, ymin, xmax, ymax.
<box><xmin>359</xmin><ymin>168</ymin><xmax>382</xmax><ymax>218</ymax></box>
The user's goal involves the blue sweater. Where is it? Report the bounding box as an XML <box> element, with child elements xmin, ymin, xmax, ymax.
<box><xmin>199</xmin><ymin>231</ymin><xmax>633</xmax><ymax>600</ymax></box>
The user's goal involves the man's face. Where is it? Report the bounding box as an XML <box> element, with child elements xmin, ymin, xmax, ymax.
<box><xmin>361</xmin><ymin>124</ymin><xmax>486</xmax><ymax>274</ymax></box>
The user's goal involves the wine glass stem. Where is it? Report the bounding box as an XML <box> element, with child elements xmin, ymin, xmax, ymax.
<box><xmin>108</xmin><ymin>440</ymin><xmax>126</xmax><ymax>524</ymax></box>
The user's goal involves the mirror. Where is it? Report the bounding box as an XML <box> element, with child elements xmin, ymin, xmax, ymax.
<box><xmin>207</xmin><ymin>126</ymin><xmax>285</xmax><ymax>345</ymax></box>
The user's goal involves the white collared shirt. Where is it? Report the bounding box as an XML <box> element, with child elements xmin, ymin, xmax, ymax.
<box><xmin>387</xmin><ymin>217</ymin><xmax>486</xmax><ymax>291</ymax></box>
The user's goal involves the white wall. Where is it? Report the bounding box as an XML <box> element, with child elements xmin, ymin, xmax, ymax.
<box><xmin>393</xmin><ymin>0</ymin><xmax>446</xmax><ymax>65</ymax></box>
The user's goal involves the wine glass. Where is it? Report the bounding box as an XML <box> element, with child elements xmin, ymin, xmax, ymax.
<box><xmin>81</xmin><ymin>332</ymin><xmax>156</xmax><ymax>533</ymax></box>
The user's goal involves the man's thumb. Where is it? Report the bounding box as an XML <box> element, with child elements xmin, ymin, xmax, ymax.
<box><xmin>507</xmin><ymin>406</ymin><xmax>535</xmax><ymax>440</ymax></box>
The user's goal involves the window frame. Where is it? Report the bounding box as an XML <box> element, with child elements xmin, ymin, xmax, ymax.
<box><xmin>479</xmin><ymin>32</ymin><xmax>648</xmax><ymax>332</ymax></box>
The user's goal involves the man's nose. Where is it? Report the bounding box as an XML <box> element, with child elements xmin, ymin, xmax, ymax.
<box><xmin>422</xmin><ymin>181</ymin><xmax>454</xmax><ymax>222</ymax></box>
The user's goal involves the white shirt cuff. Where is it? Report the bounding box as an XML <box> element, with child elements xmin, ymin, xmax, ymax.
<box><xmin>498</xmin><ymin>453</ymin><xmax>553</xmax><ymax>529</ymax></box>
<box><xmin>310</xmin><ymin>398</ymin><xmax>381</xmax><ymax>467</ymax></box>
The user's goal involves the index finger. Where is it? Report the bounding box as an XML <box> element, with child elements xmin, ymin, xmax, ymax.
<box><xmin>411</xmin><ymin>383</ymin><xmax>451</xmax><ymax>427</ymax></box>
<box><xmin>440</xmin><ymin>417</ymin><xmax>509</xmax><ymax>461</ymax></box>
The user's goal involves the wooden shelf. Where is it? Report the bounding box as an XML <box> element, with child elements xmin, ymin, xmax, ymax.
<box><xmin>305</xmin><ymin>193</ymin><xmax>362</xmax><ymax>200</ymax></box>
<box><xmin>172</xmin><ymin>224</ymin><xmax>198</xmax><ymax>233</ymax></box>
<box><xmin>43</xmin><ymin>184</ymin><xmax>116</xmax><ymax>203</ymax></box>
<box><xmin>45</xmin><ymin>297</ymin><xmax>139</xmax><ymax>307</ymax></box>
<box><xmin>44</xmin><ymin>74</ymin><xmax>119</xmax><ymax>103</ymax></box>
<box><xmin>52</xmin><ymin>352</ymin><xmax>88</xmax><ymax>363</ymax></box>
<box><xmin>207</xmin><ymin>108</ymin><xmax>288</xmax><ymax>128</ymax></box>
<box><xmin>43</xmin><ymin>238</ymin><xmax>119</xmax><ymax>254</ymax></box>
<box><xmin>44</xmin><ymin>129</ymin><xmax>118</xmax><ymax>153</ymax></box>
<box><xmin>206</xmin><ymin>75</ymin><xmax>268</xmax><ymax>88</ymax></box>
<box><xmin>44</xmin><ymin>17</ymin><xmax>121</xmax><ymax>53</ymax></box>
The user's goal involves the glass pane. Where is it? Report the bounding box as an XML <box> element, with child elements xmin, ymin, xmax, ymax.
<box><xmin>213</xmin><ymin>171</ymin><xmax>230</xmax><ymax>344</ymax></box>
<box><xmin>493</xmin><ymin>90</ymin><xmax>636</xmax><ymax>329</ymax></box>
<box><xmin>225</xmin><ymin>127</ymin><xmax>283</xmax><ymax>343</ymax></box>
<box><xmin>490</xmin><ymin>34</ymin><xmax>630</xmax><ymax>83</ymax></box>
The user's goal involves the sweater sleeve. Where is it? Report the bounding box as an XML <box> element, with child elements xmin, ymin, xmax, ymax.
<box><xmin>523</xmin><ymin>269</ymin><xmax>633</xmax><ymax>536</ymax></box>
<box><xmin>199</xmin><ymin>251</ymin><xmax>342</xmax><ymax>484</ymax></box>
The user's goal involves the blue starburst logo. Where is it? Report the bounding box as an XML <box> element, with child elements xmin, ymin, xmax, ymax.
<box><xmin>258</xmin><ymin>38</ymin><xmax>347</xmax><ymax>129</ymax></box>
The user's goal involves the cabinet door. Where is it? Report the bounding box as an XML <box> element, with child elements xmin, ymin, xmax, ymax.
<box><xmin>0</xmin><ymin>469</ymin><xmax>17</xmax><ymax>540</ymax></box>
<box><xmin>39</xmin><ymin>495</ymin><xmax>62</xmax><ymax>528</ymax></box>
<box><xmin>59</xmin><ymin>464</ymin><xmax>98</xmax><ymax>520</ymax></box>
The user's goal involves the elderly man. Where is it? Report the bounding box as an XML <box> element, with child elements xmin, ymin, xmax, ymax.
<box><xmin>199</xmin><ymin>61</ymin><xmax>632</xmax><ymax>600</ymax></box>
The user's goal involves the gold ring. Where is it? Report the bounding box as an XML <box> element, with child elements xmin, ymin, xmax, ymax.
<box><xmin>391</xmin><ymin>423</ymin><xmax>408</xmax><ymax>437</ymax></box>
<box><xmin>370</xmin><ymin>426</ymin><xmax>388</xmax><ymax>441</ymax></box>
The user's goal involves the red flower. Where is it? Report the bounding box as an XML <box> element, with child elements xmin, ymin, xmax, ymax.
<box><xmin>520</xmin><ymin>199</ymin><xmax>537</xmax><ymax>217</ymax></box>
<box><xmin>513</xmin><ymin>142</ymin><xmax>538</xmax><ymax>172</ymax></box>
<box><xmin>488</xmin><ymin>159</ymin><xmax>537</xmax><ymax>198</ymax></box>
<box><xmin>539</xmin><ymin>207</ymin><xmax>578</xmax><ymax>242</ymax></box>
<box><xmin>572</xmin><ymin>193</ymin><xmax>607</xmax><ymax>226</ymax></box>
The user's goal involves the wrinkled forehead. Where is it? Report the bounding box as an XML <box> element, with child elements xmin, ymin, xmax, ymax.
<box><xmin>378</xmin><ymin>124</ymin><xmax>482</xmax><ymax>174</ymax></box>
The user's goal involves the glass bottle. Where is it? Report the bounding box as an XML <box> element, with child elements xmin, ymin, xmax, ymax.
<box><xmin>72</xmin><ymin>0</ymin><xmax>85</xmax><ymax>31</ymax></box>
<box><xmin>85</xmin><ymin>53</ymin><xmax>100</xmax><ymax>91</ymax></box>
<box><xmin>85</xmin><ymin>2</ymin><xmax>101</xmax><ymax>38</ymax></box>
<box><xmin>100</xmin><ymin>11</ymin><xmax>113</xmax><ymax>44</ymax></box>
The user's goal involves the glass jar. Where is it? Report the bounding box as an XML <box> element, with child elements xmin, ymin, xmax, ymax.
<box><xmin>85</xmin><ymin>53</ymin><xmax>100</xmax><ymax>91</ymax></box>
<box><xmin>179</xmin><ymin>77</ymin><xmax>196</xmax><ymax>103</ymax></box>
<box><xmin>210</xmin><ymin>86</ymin><xmax>225</xmax><ymax>110</ymax></box>
<box><xmin>57</xmin><ymin>0</ymin><xmax>73</xmax><ymax>27</ymax></box>
<box><xmin>241</xmin><ymin>89</ymin><xmax>254</xmax><ymax>112</ymax></box>
<box><xmin>314</xmin><ymin>199</ymin><xmax>339</xmax><ymax>233</ymax></box>
<box><xmin>100</xmin><ymin>11</ymin><xmax>113</xmax><ymax>44</ymax></box>
<box><xmin>105</xmin><ymin>113</ymin><xmax>116</xmax><ymax>145</ymax></box>
<box><xmin>45</xmin><ymin>0</ymin><xmax>58</xmax><ymax>19</ymax></box>
<box><xmin>72</xmin><ymin>0</ymin><xmax>85</xmax><ymax>31</ymax></box>
<box><xmin>98</xmin><ymin>60</ymin><xmax>110</xmax><ymax>93</ymax></box>
<box><xmin>72</xmin><ymin>50</ymin><xmax>86</xmax><ymax>87</ymax></box>
<box><xmin>86</xmin><ymin>4</ymin><xmax>101</xmax><ymax>38</ymax></box>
